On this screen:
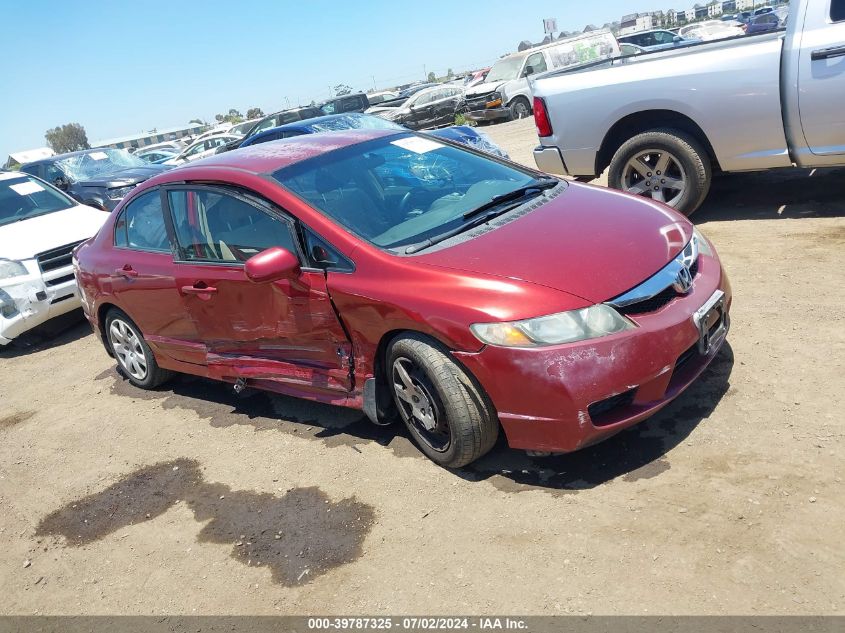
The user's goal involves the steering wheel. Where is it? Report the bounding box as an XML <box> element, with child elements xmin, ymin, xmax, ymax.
<box><xmin>399</xmin><ymin>190</ymin><xmax>428</xmax><ymax>216</ymax></box>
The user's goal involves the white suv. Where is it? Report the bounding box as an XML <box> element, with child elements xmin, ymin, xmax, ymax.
<box><xmin>0</xmin><ymin>171</ymin><xmax>107</xmax><ymax>345</ymax></box>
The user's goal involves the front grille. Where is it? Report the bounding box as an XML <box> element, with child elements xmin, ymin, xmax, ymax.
<box><xmin>615</xmin><ymin>256</ymin><xmax>700</xmax><ymax>316</ymax></box>
<box><xmin>35</xmin><ymin>240</ymin><xmax>85</xmax><ymax>273</ymax></box>
<box><xmin>45</xmin><ymin>273</ymin><xmax>76</xmax><ymax>287</ymax></box>
<box><xmin>674</xmin><ymin>343</ymin><xmax>699</xmax><ymax>372</ymax></box>
<box><xmin>588</xmin><ymin>388</ymin><xmax>637</xmax><ymax>425</ymax></box>
<box><xmin>466</xmin><ymin>92</ymin><xmax>496</xmax><ymax>109</ymax></box>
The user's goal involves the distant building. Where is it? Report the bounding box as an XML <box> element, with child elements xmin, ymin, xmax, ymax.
<box><xmin>90</xmin><ymin>124</ymin><xmax>206</xmax><ymax>152</ymax></box>
<box><xmin>583</xmin><ymin>24</ymin><xmax>598</xmax><ymax>32</ymax></box>
<box><xmin>694</xmin><ymin>3</ymin><xmax>709</xmax><ymax>19</ymax></box>
<box><xmin>735</xmin><ymin>0</ymin><xmax>755</xmax><ymax>10</ymax></box>
<box><xmin>618</xmin><ymin>12</ymin><xmax>655</xmax><ymax>35</ymax></box>
<box><xmin>722</xmin><ymin>0</ymin><xmax>737</xmax><ymax>12</ymax></box>
<box><xmin>708</xmin><ymin>1</ymin><xmax>723</xmax><ymax>16</ymax></box>
<box><xmin>4</xmin><ymin>147</ymin><xmax>55</xmax><ymax>170</ymax></box>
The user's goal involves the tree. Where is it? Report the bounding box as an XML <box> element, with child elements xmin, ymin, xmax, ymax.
<box><xmin>427</xmin><ymin>71</ymin><xmax>436</xmax><ymax>82</ymax></box>
<box><xmin>447</xmin><ymin>68</ymin><xmax>454</xmax><ymax>79</ymax></box>
<box><xmin>333</xmin><ymin>84</ymin><xmax>352</xmax><ymax>96</ymax></box>
<box><xmin>189</xmin><ymin>118</ymin><xmax>206</xmax><ymax>126</ymax></box>
<box><xmin>45</xmin><ymin>123</ymin><xmax>90</xmax><ymax>153</ymax></box>
<box><xmin>246</xmin><ymin>107</ymin><xmax>264</xmax><ymax>119</ymax></box>
<box><xmin>213</xmin><ymin>109</ymin><xmax>244</xmax><ymax>124</ymax></box>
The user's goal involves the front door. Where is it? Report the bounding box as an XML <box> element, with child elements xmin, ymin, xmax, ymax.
<box><xmin>164</xmin><ymin>185</ymin><xmax>353</xmax><ymax>396</ymax></box>
<box><xmin>797</xmin><ymin>0</ymin><xmax>845</xmax><ymax>156</ymax></box>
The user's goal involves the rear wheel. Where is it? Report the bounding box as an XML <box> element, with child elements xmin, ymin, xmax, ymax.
<box><xmin>105</xmin><ymin>309</ymin><xmax>172</xmax><ymax>389</ymax></box>
<box><xmin>387</xmin><ymin>334</ymin><xmax>498</xmax><ymax>468</ymax></box>
<box><xmin>607</xmin><ymin>128</ymin><xmax>711</xmax><ymax>216</ymax></box>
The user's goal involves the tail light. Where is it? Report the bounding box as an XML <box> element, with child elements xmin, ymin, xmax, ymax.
<box><xmin>533</xmin><ymin>97</ymin><xmax>553</xmax><ymax>137</ymax></box>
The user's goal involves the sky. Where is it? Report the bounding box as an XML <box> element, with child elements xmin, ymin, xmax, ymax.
<box><xmin>0</xmin><ymin>0</ymin><xmax>694</xmax><ymax>160</ymax></box>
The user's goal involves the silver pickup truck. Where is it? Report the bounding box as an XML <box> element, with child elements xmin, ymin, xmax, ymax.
<box><xmin>532</xmin><ymin>0</ymin><xmax>845</xmax><ymax>215</ymax></box>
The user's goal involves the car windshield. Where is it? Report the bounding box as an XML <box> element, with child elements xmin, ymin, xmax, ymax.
<box><xmin>55</xmin><ymin>149</ymin><xmax>146</xmax><ymax>181</ymax></box>
<box><xmin>308</xmin><ymin>115</ymin><xmax>405</xmax><ymax>133</ymax></box>
<box><xmin>273</xmin><ymin>133</ymin><xmax>547</xmax><ymax>251</ymax></box>
<box><xmin>0</xmin><ymin>173</ymin><xmax>75</xmax><ymax>227</ymax></box>
<box><xmin>485</xmin><ymin>56</ymin><xmax>525</xmax><ymax>82</ymax></box>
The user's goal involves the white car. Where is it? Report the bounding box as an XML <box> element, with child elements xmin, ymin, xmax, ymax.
<box><xmin>163</xmin><ymin>135</ymin><xmax>241</xmax><ymax>165</ymax></box>
<box><xmin>0</xmin><ymin>171</ymin><xmax>107</xmax><ymax>345</ymax></box>
<box><xmin>678</xmin><ymin>20</ymin><xmax>745</xmax><ymax>41</ymax></box>
<box><xmin>227</xmin><ymin>118</ymin><xmax>262</xmax><ymax>136</ymax></box>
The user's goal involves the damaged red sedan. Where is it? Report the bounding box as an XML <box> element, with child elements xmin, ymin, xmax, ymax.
<box><xmin>74</xmin><ymin>129</ymin><xmax>731</xmax><ymax>467</ymax></box>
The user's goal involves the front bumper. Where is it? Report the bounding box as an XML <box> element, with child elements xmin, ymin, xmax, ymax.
<box><xmin>464</xmin><ymin>107</ymin><xmax>511</xmax><ymax>123</ymax></box>
<box><xmin>0</xmin><ymin>269</ymin><xmax>82</xmax><ymax>345</ymax></box>
<box><xmin>453</xmin><ymin>255</ymin><xmax>732</xmax><ymax>453</ymax></box>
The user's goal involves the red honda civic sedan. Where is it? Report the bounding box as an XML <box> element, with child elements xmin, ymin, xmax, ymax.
<box><xmin>73</xmin><ymin>129</ymin><xmax>731</xmax><ymax>468</ymax></box>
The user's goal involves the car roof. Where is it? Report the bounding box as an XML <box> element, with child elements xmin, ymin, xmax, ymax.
<box><xmin>157</xmin><ymin>128</ymin><xmax>401</xmax><ymax>176</ymax></box>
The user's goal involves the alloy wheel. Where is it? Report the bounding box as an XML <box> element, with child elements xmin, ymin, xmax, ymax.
<box><xmin>391</xmin><ymin>357</ymin><xmax>450</xmax><ymax>452</ymax></box>
<box><xmin>622</xmin><ymin>148</ymin><xmax>687</xmax><ymax>206</ymax></box>
<box><xmin>109</xmin><ymin>318</ymin><xmax>148</xmax><ymax>381</ymax></box>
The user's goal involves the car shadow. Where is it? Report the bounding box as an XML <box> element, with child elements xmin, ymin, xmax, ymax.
<box><xmin>0</xmin><ymin>309</ymin><xmax>91</xmax><ymax>358</ymax></box>
<box><xmin>695</xmin><ymin>167</ymin><xmax>845</xmax><ymax>223</ymax></box>
<box><xmin>106</xmin><ymin>342</ymin><xmax>734</xmax><ymax>493</ymax></box>
<box><xmin>457</xmin><ymin>342</ymin><xmax>735</xmax><ymax>492</ymax></box>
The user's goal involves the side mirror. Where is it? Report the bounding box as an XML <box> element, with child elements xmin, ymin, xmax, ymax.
<box><xmin>673</xmin><ymin>35</ymin><xmax>682</xmax><ymax>43</ymax></box>
<box><xmin>54</xmin><ymin>176</ymin><xmax>69</xmax><ymax>190</ymax></box>
<box><xmin>523</xmin><ymin>65</ymin><xmax>535</xmax><ymax>77</ymax></box>
<box><xmin>244</xmin><ymin>247</ymin><xmax>300</xmax><ymax>283</ymax></box>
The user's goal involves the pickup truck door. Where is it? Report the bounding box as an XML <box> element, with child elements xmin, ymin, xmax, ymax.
<box><xmin>797</xmin><ymin>0</ymin><xmax>845</xmax><ymax>156</ymax></box>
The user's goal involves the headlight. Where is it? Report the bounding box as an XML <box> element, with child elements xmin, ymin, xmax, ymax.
<box><xmin>0</xmin><ymin>259</ymin><xmax>28</xmax><ymax>280</ymax></box>
<box><xmin>108</xmin><ymin>185</ymin><xmax>135</xmax><ymax>200</ymax></box>
<box><xmin>470</xmin><ymin>304</ymin><xmax>635</xmax><ymax>348</ymax></box>
<box><xmin>692</xmin><ymin>227</ymin><xmax>714</xmax><ymax>257</ymax></box>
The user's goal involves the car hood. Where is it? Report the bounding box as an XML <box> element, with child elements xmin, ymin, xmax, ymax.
<box><xmin>414</xmin><ymin>183</ymin><xmax>693</xmax><ymax>304</ymax></box>
<box><xmin>464</xmin><ymin>81</ymin><xmax>507</xmax><ymax>97</ymax></box>
<box><xmin>0</xmin><ymin>204</ymin><xmax>108</xmax><ymax>260</ymax></box>
<box><xmin>76</xmin><ymin>165</ymin><xmax>170</xmax><ymax>188</ymax></box>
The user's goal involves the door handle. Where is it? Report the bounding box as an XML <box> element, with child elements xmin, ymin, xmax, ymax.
<box><xmin>811</xmin><ymin>45</ymin><xmax>845</xmax><ymax>61</ymax></box>
<box><xmin>115</xmin><ymin>266</ymin><xmax>138</xmax><ymax>278</ymax></box>
<box><xmin>181</xmin><ymin>284</ymin><xmax>218</xmax><ymax>295</ymax></box>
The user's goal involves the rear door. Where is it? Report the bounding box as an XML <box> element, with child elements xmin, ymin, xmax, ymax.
<box><xmin>164</xmin><ymin>184</ymin><xmax>353</xmax><ymax>395</ymax></box>
<box><xmin>797</xmin><ymin>0</ymin><xmax>845</xmax><ymax>156</ymax></box>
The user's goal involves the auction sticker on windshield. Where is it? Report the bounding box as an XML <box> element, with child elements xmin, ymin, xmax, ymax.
<box><xmin>89</xmin><ymin>151</ymin><xmax>108</xmax><ymax>160</ymax></box>
<box><xmin>0</xmin><ymin>172</ymin><xmax>25</xmax><ymax>181</ymax></box>
<box><xmin>391</xmin><ymin>137</ymin><xmax>443</xmax><ymax>154</ymax></box>
<box><xmin>9</xmin><ymin>181</ymin><xmax>45</xmax><ymax>195</ymax></box>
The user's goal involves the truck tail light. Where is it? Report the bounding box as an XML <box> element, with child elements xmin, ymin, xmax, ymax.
<box><xmin>534</xmin><ymin>97</ymin><xmax>553</xmax><ymax>137</ymax></box>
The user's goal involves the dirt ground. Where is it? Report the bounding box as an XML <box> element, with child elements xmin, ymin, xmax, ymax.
<box><xmin>1</xmin><ymin>119</ymin><xmax>843</xmax><ymax>615</ymax></box>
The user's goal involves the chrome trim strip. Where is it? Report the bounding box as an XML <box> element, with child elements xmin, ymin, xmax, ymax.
<box><xmin>607</xmin><ymin>236</ymin><xmax>699</xmax><ymax>308</ymax></box>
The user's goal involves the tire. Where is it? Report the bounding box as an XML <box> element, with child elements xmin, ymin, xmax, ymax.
<box><xmin>607</xmin><ymin>128</ymin><xmax>711</xmax><ymax>216</ymax></box>
<box><xmin>508</xmin><ymin>97</ymin><xmax>531</xmax><ymax>121</ymax></box>
<box><xmin>387</xmin><ymin>333</ymin><xmax>498</xmax><ymax>468</ymax></box>
<box><xmin>105</xmin><ymin>308</ymin><xmax>172</xmax><ymax>389</ymax></box>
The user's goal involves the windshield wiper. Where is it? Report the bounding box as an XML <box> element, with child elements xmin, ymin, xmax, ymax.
<box><xmin>461</xmin><ymin>178</ymin><xmax>559</xmax><ymax>221</ymax></box>
<box><xmin>404</xmin><ymin>178</ymin><xmax>559</xmax><ymax>255</ymax></box>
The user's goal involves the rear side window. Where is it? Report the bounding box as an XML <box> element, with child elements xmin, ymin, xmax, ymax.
<box><xmin>833</xmin><ymin>0</ymin><xmax>845</xmax><ymax>21</ymax></box>
<box><xmin>115</xmin><ymin>190</ymin><xmax>170</xmax><ymax>252</ymax></box>
<box><xmin>168</xmin><ymin>188</ymin><xmax>297</xmax><ymax>263</ymax></box>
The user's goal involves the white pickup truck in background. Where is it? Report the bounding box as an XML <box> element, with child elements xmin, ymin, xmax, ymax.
<box><xmin>532</xmin><ymin>0</ymin><xmax>845</xmax><ymax>215</ymax></box>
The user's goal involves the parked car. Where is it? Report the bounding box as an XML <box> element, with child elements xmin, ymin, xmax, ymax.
<box><xmin>463</xmin><ymin>68</ymin><xmax>490</xmax><ymax>88</ymax></box>
<box><xmin>163</xmin><ymin>135</ymin><xmax>241</xmax><ymax>165</ymax></box>
<box><xmin>753</xmin><ymin>6</ymin><xmax>775</xmax><ymax>15</ymax></box>
<box><xmin>619</xmin><ymin>43</ymin><xmax>647</xmax><ymax>57</ymax></box>
<box><xmin>678</xmin><ymin>20</ymin><xmax>745</xmax><ymax>41</ymax></box>
<box><xmin>746</xmin><ymin>8</ymin><xmax>788</xmax><ymax>34</ymax></box>
<box><xmin>214</xmin><ymin>107</ymin><xmax>324</xmax><ymax>155</ymax></box>
<box><xmin>237</xmin><ymin>113</ymin><xmax>509</xmax><ymax>158</ymax></box>
<box><xmin>464</xmin><ymin>30</ymin><xmax>619</xmax><ymax>123</ymax></box>
<box><xmin>320</xmin><ymin>93</ymin><xmax>370</xmax><ymax>115</ymax></box>
<box><xmin>20</xmin><ymin>148</ymin><xmax>169</xmax><ymax>211</ymax></box>
<box><xmin>370</xmin><ymin>85</ymin><xmax>465</xmax><ymax>129</ymax></box>
<box><xmin>0</xmin><ymin>171</ymin><xmax>108</xmax><ymax>345</ymax></box>
<box><xmin>365</xmin><ymin>91</ymin><xmax>400</xmax><ymax>105</ymax></box>
<box><xmin>74</xmin><ymin>129</ymin><xmax>730</xmax><ymax>467</ymax></box>
<box><xmin>227</xmin><ymin>118</ymin><xmax>262</xmax><ymax>137</ymax></box>
<box><xmin>135</xmin><ymin>148</ymin><xmax>178</xmax><ymax>164</ymax></box>
<box><xmin>531</xmin><ymin>0</ymin><xmax>845</xmax><ymax>215</ymax></box>
<box><xmin>618</xmin><ymin>29</ymin><xmax>698</xmax><ymax>50</ymax></box>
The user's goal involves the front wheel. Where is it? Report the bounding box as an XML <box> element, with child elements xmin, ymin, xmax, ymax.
<box><xmin>105</xmin><ymin>309</ymin><xmax>172</xmax><ymax>389</ymax></box>
<box><xmin>607</xmin><ymin>128</ymin><xmax>711</xmax><ymax>216</ymax></box>
<box><xmin>508</xmin><ymin>97</ymin><xmax>531</xmax><ymax>121</ymax></box>
<box><xmin>387</xmin><ymin>334</ymin><xmax>498</xmax><ymax>468</ymax></box>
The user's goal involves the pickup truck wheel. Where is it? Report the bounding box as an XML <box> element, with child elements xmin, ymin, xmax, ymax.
<box><xmin>608</xmin><ymin>129</ymin><xmax>711</xmax><ymax>216</ymax></box>
<box><xmin>105</xmin><ymin>309</ymin><xmax>172</xmax><ymax>389</ymax></box>
<box><xmin>508</xmin><ymin>97</ymin><xmax>531</xmax><ymax>121</ymax></box>
<box><xmin>387</xmin><ymin>334</ymin><xmax>498</xmax><ymax>468</ymax></box>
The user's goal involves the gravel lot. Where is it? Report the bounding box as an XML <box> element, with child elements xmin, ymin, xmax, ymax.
<box><xmin>1</xmin><ymin>119</ymin><xmax>843</xmax><ymax>615</ymax></box>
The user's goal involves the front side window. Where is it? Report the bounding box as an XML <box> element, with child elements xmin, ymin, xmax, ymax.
<box><xmin>832</xmin><ymin>0</ymin><xmax>845</xmax><ymax>21</ymax></box>
<box><xmin>653</xmin><ymin>31</ymin><xmax>676</xmax><ymax>45</ymax></box>
<box><xmin>115</xmin><ymin>190</ymin><xmax>170</xmax><ymax>252</ymax></box>
<box><xmin>274</xmin><ymin>134</ymin><xmax>545</xmax><ymax>251</ymax></box>
<box><xmin>251</xmin><ymin>117</ymin><xmax>279</xmax><ymax>136</ymax></box>
<box><xmin>523</xmin><ymin>53</ymin><xmax>547</xmax><ymax>75</ymax></box>
<box><xmin>168</xmin><ymin>189</ymin><xmax>297</xmax><ymax>263</ymax></box>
